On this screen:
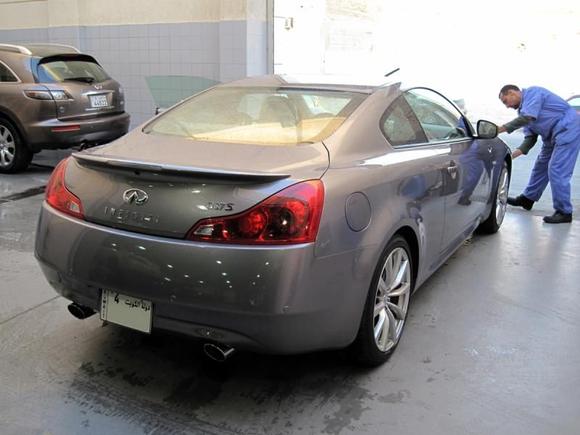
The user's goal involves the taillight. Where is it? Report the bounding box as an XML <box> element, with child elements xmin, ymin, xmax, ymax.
<box><xmin>187</xmin><ymin>180</ymin><xmax>324</xmax><ymax>245</ymax></box>
<box><xmin>45</xmin><ymin>158</ymin><xmax>84</xmax><ymax>219</ymax></box>
<box><xmin>24</xmin><ymin>89</ymin><xmax>73</xmax><ymax>101</ymax></box>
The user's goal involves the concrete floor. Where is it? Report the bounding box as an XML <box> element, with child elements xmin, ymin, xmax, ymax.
<box><xmin>1</xmin><ymin>138</ymin><xmax>580</xmax><ymax>435</ymax></box>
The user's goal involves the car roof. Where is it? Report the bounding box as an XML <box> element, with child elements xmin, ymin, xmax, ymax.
<box><xmin>0</xmin><ymin>43</ymin><xmax>80</xmax><ymax>57</ymax></box>
<box><xmin>223</xmin><ymin>74</ymin><xmax>398</xmax><ymax>94</ymax></box>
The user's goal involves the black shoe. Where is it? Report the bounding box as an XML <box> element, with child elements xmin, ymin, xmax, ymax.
<box><xmin>543</xmin><ymin>211</ymin><xmax>572</xmax><ymax>224</ymax></box>
<box><xmin>507</xmin><ymin>194</ymin><xmax>534</xmax><ymax>210</ymax></box>
<box><xmin>458</xmin><ymin>196</ymin><xmax>471</xmax><ymax>206</ymax></box>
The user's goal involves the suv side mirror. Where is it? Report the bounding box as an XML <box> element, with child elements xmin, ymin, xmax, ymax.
<box><xmin>477</xmin><ymin>120</ymin><xmax>498</xmax><ymax>139</ymax></box>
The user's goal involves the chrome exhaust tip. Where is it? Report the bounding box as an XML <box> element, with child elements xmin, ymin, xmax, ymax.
<box><xmin>203</xmin><ymin>342</ymin><xmax>235</xmax><ymax>362</ymax></box>
<box><xmin>67</xmin><ymin>303</ymin><xmax>95</xmax><ymax>320</ymax></box>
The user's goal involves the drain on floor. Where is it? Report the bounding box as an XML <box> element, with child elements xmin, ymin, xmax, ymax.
<box><xmin>0</xmin><ymin>185</ymin><xmax>46</xmax><ymax>204</ymax></box>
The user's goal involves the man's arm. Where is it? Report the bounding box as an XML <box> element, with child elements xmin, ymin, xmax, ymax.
<box><xmin>498</xmin><ymin>115</ymin><xmax>535</xmax><ymax>134</ymax></box>
<box><xmin>512</xmin><ymin>133</ymin><xmax>538</xmax><ymax>159</ymax></box>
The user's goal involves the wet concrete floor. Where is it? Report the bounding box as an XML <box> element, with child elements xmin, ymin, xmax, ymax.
<box><xmin>1</xmin><ymin>141</ymin><xmax>580</xmax><ymax>435</ymax></box>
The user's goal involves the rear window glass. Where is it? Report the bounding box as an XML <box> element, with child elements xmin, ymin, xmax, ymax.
<box><xmin>143</xmin><ymin>87</ymin><xmax>366</xmax><ymax>146</ymax></box>
<box><xmin>37</xmin><ymin>59</ymin><xmax>110</xmax><ymax>84</ymax></box>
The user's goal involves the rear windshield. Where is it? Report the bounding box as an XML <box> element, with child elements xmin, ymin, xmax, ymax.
<box><xmin>143</xmin><ymin>87</ymin><xmax>366</xmax><ymax>145</ymax></box>
<box><xmin>37</xmin><ymin>59</ymin><xmax>110</xmax><ymax>84</ymax></box>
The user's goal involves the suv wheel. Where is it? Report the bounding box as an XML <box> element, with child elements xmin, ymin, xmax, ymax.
<box><xmin>0</xmin><ymin>119</ymin><xmax>32</xmax><ymax>173</ymax></box>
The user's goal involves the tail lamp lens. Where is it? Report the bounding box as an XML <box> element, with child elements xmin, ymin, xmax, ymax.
<box><xmin>45</xmin><ymin>158</ymin><xmax>84</xmax><ymax>219</ymax></box>
<box><xmin>24</xmin><ymin>89</ymin><xmax>73</xmax><ymax>101</ymax></box>
<box><xmin>187</xmin><ymin>180</ymin><xmax>324</xmax><ymax>245</ymax></box>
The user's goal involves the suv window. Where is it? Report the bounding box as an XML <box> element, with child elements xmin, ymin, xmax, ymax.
<box><xmin>381</xmin><ymin>95</ymin><xmax>427</xmax><ymax>146</ymax></box>
<box><xmin>37</xmin><ymin>59</ymin><xmax>110</xmax><ymax>84</ymax></box>
<box><xmin>405</xmin><ymin>89</ymin><xmax>468</xmax><ymax>142</ymax></box>
<box><xmin>568</xmin><ymin>97</ymin><xmax>580</xmax><ymax>109</ymax></box>
<box><xmin>0</xmin><ymin>62</ymin><xmax>18</xmax><ymax>82</ymax></box>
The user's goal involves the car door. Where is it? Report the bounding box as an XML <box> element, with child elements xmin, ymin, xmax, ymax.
<box><xmin>404</xmin><ymin>88</ymin><xmax>491</xmax><ymax>253</ymax></box>
<box><xmin>380</xmin><ymin>95</ymin><xmax>448</xmax><ymax>270</ymax></box>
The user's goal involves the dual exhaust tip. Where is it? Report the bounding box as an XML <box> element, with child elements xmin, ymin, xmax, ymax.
<box><xmin>68</xmin><ymin>303</ymin><xmax>236</xmax><ymax>362</ymax></box>
<box><xmin>203</xmin><ymin>342</ymin><xmax>235</xmax><ymax>362</ymax></box>
<box><xmin>67</xmin><ymin>302</ymin><xmax>95</xmax><ymax>320</ymax></box>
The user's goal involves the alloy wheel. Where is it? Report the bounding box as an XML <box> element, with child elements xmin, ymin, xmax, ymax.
<box><xmin>0</xmin><ymin>124</ymin><xmax>16</xmax><ymax>168</ymax></box>
<box><xmin>373</xmin><ymin>247</ymin><xmax>411</xmax><ymax>352</ymax></box>
<box><xmin>495</xmin><ymin>168</ymin><xmax>509</xmax><ymax>226</ymax></box>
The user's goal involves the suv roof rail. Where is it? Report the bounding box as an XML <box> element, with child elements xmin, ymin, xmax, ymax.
<box><xmin>0</xmin><ymin>43</ymin><xmax>81</xmax><ymax>56</ymax></box>
<box><xmin>0</xmin><ymin>44</ymin><xmax>32</xmax><ymax>55</ymax></box>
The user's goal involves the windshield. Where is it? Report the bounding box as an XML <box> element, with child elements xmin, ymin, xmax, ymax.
<box><xmin>37</xmin><ymin>59</ymin><xmax>110</xmax><ymax>84</ymax></box>
<box><xmin>143</xmin><ymin>87</ymin><xmax>366</xmax><ymax>145</ymax></box>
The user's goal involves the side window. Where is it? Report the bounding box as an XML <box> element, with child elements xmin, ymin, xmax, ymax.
<box><xmin>405</xmin><ymin>89</ymin><xmax>468</xmax><ymax>142</ymax></box>
<box><xmin>381</xmin><ymin>95</ymin><xmax>428</xmax><ymax>146</ymax></box>
<box><xmin>0</xmin><ymin>62</ymin><xmax>18</xmax><ymax>83</ymax></box>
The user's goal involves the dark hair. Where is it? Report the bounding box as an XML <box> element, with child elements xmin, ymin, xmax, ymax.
<box><xmin>499</xmin><ymin>84</ymin><xmax>520</xmax><ymax>97</ymax></box>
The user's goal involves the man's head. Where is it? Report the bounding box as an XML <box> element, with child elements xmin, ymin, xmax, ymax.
<box><xmin>499</xmin><ymin>85</ymin><xmax>521</xmax><ymax>109</ymax></box>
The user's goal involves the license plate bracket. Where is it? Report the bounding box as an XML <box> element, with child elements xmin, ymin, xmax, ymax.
<box><xmin>90</xmin><ymin>94</ymin><xmax>109</xmax><ymax>108</ymax></box>
<box><xmin>100</xmin><ymin>289</ymin><xmax>153</xmax><ymax>333</ymax></box>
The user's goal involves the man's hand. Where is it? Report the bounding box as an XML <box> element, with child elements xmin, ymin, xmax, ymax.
<box><xmin>497</xmin><ymin>125</ymin><xmax>507</xmax><ymax>134</ymax></box>
<box><xmin>511</xmin><ymin>149</ymin><xmax>523</xmax><ymax>159</ymax></box>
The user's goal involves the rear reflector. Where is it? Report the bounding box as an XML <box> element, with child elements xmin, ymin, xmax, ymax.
<box><xmin>51</xmin><ymin>125</ymin><xmax>81</xmax><ymax>133</ymax></box>
<box><xmin>45</xmin><ymin>157</ymin><xmax>84</xmax><ymax>219</ymax></box>
<box><xmin>186</xmin><ymin>180</ymin><xmax>324</xmax><ymax>245</ymax></box>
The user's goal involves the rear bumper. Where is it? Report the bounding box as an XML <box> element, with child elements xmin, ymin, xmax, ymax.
<box><xmin>35</xmin><ymin>202</ymin><xmax>370</xmax><ymax>354</ymax></box>
<box><xmin>25</xmin><ymin>112</ymin><xmax>130</xmax><ymax>152</ymax></box>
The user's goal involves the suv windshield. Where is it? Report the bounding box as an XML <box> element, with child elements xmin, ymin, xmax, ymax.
<box><xmin>37</xmin><ymin>58</ymin><xmax>110</xmax><ymax>84</ymax></box>
<box><xmin>143</xmin><ymin>87</ymin><xmax>366</xmax><ymax>145</ymax></box>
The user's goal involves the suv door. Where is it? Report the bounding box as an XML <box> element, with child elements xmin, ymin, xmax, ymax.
<box><xmin>0</xmin><ymin>60</ymin><xmax>26</xmax><ymax>170</ymax></box>
<box><xmin>405</xmin><ymin>88</ymin><xmax>491</xmax><ymax>253</ymax></box>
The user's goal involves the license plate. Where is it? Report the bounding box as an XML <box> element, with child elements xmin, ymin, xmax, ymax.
<box><xmin>100</xmin><ymin>289</ymin><xmax>152</xmax><ymax>333</ymax></box>
<box><xmin>90</xmin><ymin>94</ymin><xmax>109</xmax><ymax>108</ymax></box>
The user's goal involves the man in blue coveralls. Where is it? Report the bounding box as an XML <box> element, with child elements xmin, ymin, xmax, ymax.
<box><xmin>497</xmin><ymin>84</ymin><xmax>580</xmax><ymax>223</ymax></box>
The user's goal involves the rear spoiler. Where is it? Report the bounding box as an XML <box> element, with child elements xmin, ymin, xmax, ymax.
<box><xmin>38</xmin><ymin>53</ymin><xmax>100</xmax><ymax>66</ymax></box>
<box><xmin>72</xmin><ymin>153</ymin><xmax>291</xmax><ymax>181</ymax></box>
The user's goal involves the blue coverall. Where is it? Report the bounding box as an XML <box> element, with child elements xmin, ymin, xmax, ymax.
<box><xmin>519</xmin><ymin>87</ymin><xmax>580</xmax><ymax>214</ymax></box>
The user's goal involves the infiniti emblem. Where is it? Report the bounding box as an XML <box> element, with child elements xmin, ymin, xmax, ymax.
<box><xmin>123</xmin><ymin>188</ymin><xmax>149</xmax><ymax>205</ymax></box>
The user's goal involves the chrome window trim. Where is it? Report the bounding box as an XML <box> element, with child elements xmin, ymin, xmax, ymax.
<box><xmin>389</xmin><ymin>136</ymin><xmax>471</xmax><ymax>151</ymax></box>
<box><xmin>0</xmin><ymin>60</ymin><xmax>21</xmax><ymax>83</ymax></box>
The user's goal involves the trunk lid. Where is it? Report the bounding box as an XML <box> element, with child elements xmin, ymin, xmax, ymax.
<box><xmin>52</xmin><ymin>78</ymin><xmax>124</xmax><ymax>121</ymax></box>
<box><xmin>65</xmin><ymin>130</ymin><xmax>329</xmax><ymax>238</ymax></box>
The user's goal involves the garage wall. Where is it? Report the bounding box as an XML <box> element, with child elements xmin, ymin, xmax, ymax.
<box><xmin>0</xmin><ymin>0</ymin><xmax>270</xmax><ymax>127</ymax></box>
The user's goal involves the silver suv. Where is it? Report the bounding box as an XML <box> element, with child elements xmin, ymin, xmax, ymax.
<box><xmin>0</xmin><ymin>43</ymin><xmax>130</xmax><ymax>173</ymax></box>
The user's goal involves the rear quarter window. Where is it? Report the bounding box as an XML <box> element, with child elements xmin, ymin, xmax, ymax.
<box><xmin>0</xmin><ymin>61</ymin><xmax>18</xmax><ymax>82</ymax></box>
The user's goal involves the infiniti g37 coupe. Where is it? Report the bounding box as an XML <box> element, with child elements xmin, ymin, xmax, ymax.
<box><xmin>35</xmin><ymin>75</ymin><xmax>510</xmax><ymax>365</ymax></box>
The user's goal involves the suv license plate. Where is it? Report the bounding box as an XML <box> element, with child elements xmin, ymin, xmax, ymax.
<box><xmin>100</xmin><ymin>289</ymin><xmax>152</xmax><ymax>333</ymax></box>
<box><xmin>90</xmin><ymin>94</ymin><xmax>109</xmax><ymax>108</ymax></box>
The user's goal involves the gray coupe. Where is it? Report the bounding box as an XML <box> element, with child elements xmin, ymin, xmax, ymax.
<box><xmin>35</xmin><ymin>75</ymin><xmax>510</xmax><ymax>365</ymax></box>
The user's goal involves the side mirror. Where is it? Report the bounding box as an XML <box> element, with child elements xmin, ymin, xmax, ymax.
<box><xmin>477</xmin><ymin>120</ymin><xmax>498</xmax><ymax>139</ymax></box>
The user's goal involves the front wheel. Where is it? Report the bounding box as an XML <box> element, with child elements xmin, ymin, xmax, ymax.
<box><xmin>350</xmin><ymin>236</ymin><xmax>413</xmax><ymax>366</ymax></box>
<box><xmin>477</xmin><ymin>161</ymin><xmax>509</xmax><ymax>234</ymax></box>
<box><xmin>0</xmin><ymin>119</ymin><xmax>31</xmax><ymax>173</ymax></box>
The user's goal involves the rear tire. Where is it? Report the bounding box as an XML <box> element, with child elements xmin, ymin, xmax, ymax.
<box><xmin>350</xmin><ymin>235</ymin><xmax>414</xmax><ymax>366</ymax></box>
<box><xmin>0</xmin><ymin>118</ymin><xmax>32</xmax><ymax>174</ymax></box>
<box><xmin>477</xmin><ymin>161</ymin><xmax>509</xmax><ymax>234</ymax></box>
